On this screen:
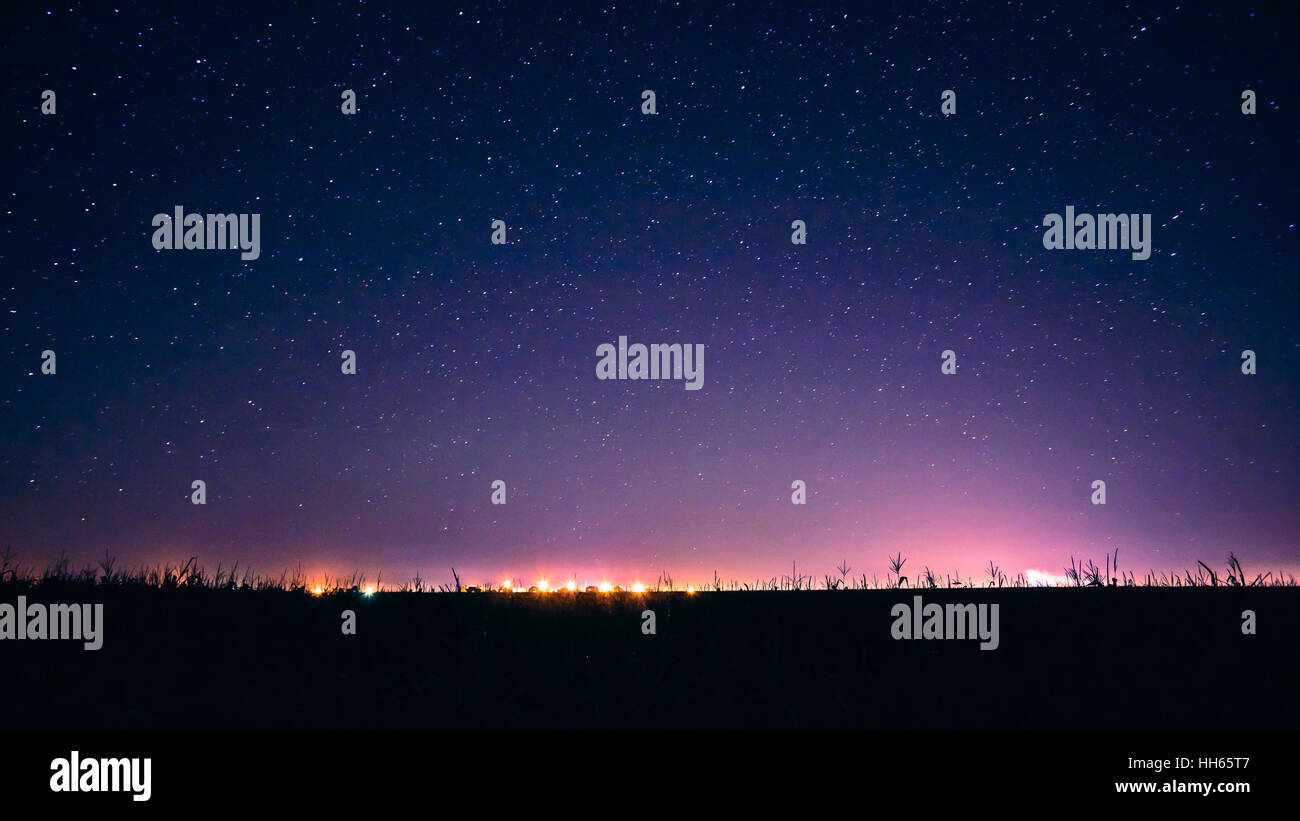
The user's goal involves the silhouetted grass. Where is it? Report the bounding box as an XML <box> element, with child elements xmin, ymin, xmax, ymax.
<box><xmin>0</xmin><ymin>544</ymin><xmax>1294</xmax><ymax>595</ymax></box>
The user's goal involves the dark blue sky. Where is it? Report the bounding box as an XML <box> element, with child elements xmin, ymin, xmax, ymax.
<box><xmin>2</xmin><ymin>1</ymin><xmax>1296</xmax><ymax>588</ymax></box>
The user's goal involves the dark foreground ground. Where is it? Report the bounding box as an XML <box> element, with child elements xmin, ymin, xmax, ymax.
<box><xmin>0</xmin><ymin>584</ymin><xmax>1294</xmax><ymax>730</ymax></box>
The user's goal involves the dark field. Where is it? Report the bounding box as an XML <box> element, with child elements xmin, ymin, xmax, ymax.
<box><xmin>1</xmin><ymin>584</ymin><xmax>1294</xmax><ymax>731</ymax></box>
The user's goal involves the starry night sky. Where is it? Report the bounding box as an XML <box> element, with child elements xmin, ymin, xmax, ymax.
<box><xmin>3</xmin><ymin>1</ymin><xmax>1297</xmax><ymax>588</ymax></box>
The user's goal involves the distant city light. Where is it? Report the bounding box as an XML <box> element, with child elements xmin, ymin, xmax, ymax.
<box><xmin>477</xmin><ymin>578</ymin><xmax>704</xmax><ymax>594</ymax></box>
